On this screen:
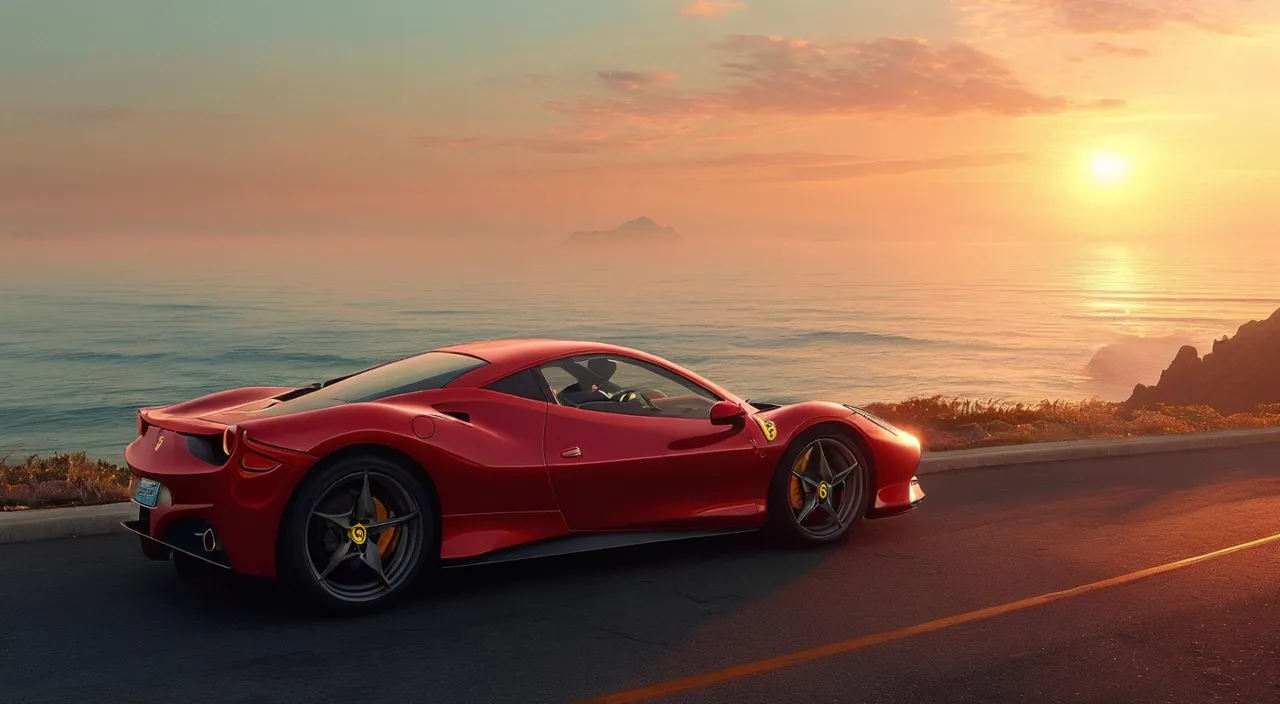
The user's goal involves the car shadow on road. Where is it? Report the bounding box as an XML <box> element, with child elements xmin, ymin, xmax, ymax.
<box><xmin>161</xmin><ymin>527</ymin><xmax>854</xmax><ymax>624</ymax></box>
<box><xmin>2</xmin><ymin>526</ymin><xmax>895</xmax><ymax>704</ymax></box>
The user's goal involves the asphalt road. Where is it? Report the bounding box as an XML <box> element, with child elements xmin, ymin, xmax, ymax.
<box><xmin>3</xmin><ymin>445</ymin><xmax>1280</xmax><ymax>704</ymax></box>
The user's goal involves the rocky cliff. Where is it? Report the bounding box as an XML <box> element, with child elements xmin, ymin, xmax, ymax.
<box><xmin>1126</xmin><ymin>306</ymin><xmax>1280</xmax><ymax>414</ymax></box>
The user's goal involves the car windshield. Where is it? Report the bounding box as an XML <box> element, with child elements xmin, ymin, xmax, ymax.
<box><xmin>259</xmin><ymin>351</ymin><xmax>487</xmax><ymax>415</ymax></box>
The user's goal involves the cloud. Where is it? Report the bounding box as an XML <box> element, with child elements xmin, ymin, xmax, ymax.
<box><xmin>534</xmin><ymin>149</ymin><xmax>1035</xmax><ymax>182</ymax></box>
<box><xmin>779</xmin><ymin>152</ymin><xmax>1033</xmax><ymax>181</ymax></box>
<box><xmin>680</xmin><ymin>1</ymin><xmax>747</xmax><ymax>18</ymax></box>
<box><xmin>553</xmin><ymin>35</ymin><xmax>1123</xmax><ymax>134</ymax></box>
<box><xmin>596</xmin><ymin>70</ymin><xmax>679</xmax><ymax>92</ymax></box>
<box><xmin>417</xmin><ymin>133</ymin><xmax>662</xmax><ymax>155</ymax></box>
<box><xmin>710</xmin><ymin>35</ymin><xmax>1100</xmax><ymax>116</ymax></box>
<box><xmin>481</xmin><ymin>73</ymin><xmax>550</xmax><ymax>90</ymax></box>
<box><xmin>956</xmin><ymin>0</ymin><xmax>1236</xmax><ymax>36</ymax></box>
<box><xmin>1043</xmin><ymin>0</ymin><xmax>1233</xmax><ymax>34</ymax></box>
<box><xmin>4</xmin><ymin>106</ymin><xmax>244</xmax><ymax>123</ymax></box>
<box><xmin>417</xmin><ymin>136</ymin><xmax>488</xmax><ymax>149</ymax></box>
<box><xmin>1091</xmin><ymin>41</ymin><xmax>1151</xmax><ymax>57</ymax></box>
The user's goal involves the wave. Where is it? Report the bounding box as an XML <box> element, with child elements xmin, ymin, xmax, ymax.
<box><xmin>213</xmin><ymin>348</ymin><xmax>375</xmax><ymax>368</ymax></box>
<box><xmin>1</xmin><ymin>349</ymin><xmax>173</xmax><ymax>364</ymax></box>
<box><xmin>397</xmin><ymin>309</ymin><xmax>480</xmax><ymax>318</ymax></box>
<box><xmin>1082</xmin><ymin>295</ymin><xmax>1280</xmax><ymax>305</ymax></box>
<box><xmin>1083</xmin><ymin>335</ymin><xmax>1193</xmax><ymax>388</ymax></box>
<box><xmin>0</xmin><ymin>403</ymin><xmax>139</xmax><ymax>432</ymax></box>
<box><xmin>1066</xmin><ymin>313</ymin><xmax>1240</xmax><ymax>327</ymax></box>
<box><xmin>734</xmin><ymin>330</ymin><xmax>995</xmax><ymax>350</ymax></box>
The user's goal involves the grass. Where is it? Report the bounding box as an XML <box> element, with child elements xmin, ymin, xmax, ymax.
<box><xmin>4</xmin><ymin>398</ymin><xmax>1280</xmax><ymax>511</ymax></box>
<box><xmin>1</xmin><ymin>452</ymin><xmax>132</xmax><ymax>511</ymax></box>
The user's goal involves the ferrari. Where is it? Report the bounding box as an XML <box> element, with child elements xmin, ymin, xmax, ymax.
<box><xmin>122</xmin><ymin>339</ymin><xmax>925</xmax><ymax>612</ymax></box>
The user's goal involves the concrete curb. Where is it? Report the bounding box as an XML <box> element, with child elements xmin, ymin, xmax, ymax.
<box><xmin>916</xmin><ymin>426</ymin><xmax>1280</xmax><ymax>475</ymax></box>
<box><xmin>3</xmin><ymin>427</ymin><xmax>1280</xmax><ymax>546</ymax></box>
<box><xmin>0</xmin><ymin>502</ymin><xmax>137</xmax><ymax>545</ymax></box>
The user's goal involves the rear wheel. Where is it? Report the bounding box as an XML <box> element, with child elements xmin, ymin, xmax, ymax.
<box><xmin>277</xmin><ymin>453</ymin><xmax>435</xmax><ymax>614</ymax></box>
<box><xmin>767</xmin><ymin>427</ymin><xmax>871</xmax><ymax>544</ymax></box>
<box><xmin>173</xmin><ymin>552</ymin><xmax>207</xmax><ymax>581</ymax></box>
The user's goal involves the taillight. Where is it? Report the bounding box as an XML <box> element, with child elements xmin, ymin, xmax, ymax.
<box><xmin>223</xmin><ymin>425</ymin><xmax>238</xmax><ymax>456</ymax></box>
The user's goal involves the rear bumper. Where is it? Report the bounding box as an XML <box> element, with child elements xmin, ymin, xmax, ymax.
<box><xmin>124</xmin><ymin>431</ymin><xmax>309</xmax><ymax>578</ymax></box>
<box><xmin>867</xmin><ymin>475</ymin><xmax>925</xmax><ymax>519</ymax></box>
<box><xmin>121</xmin><ymin>505</ymin><xmax>232</xmax><ymax>570</ymax></box>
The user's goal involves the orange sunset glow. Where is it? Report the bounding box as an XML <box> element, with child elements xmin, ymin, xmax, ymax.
<box><xmin>2</xmin><ymin>0</ymin><xmax>1278</xmax><ymax>242</ymax></box>
<box><xmin>5</xmin><ymin>4</ymin><xmax>1280</xmax><ymax>701</ymax></box>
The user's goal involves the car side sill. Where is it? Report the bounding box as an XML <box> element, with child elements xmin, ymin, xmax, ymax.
<box><xmin>441</xmin><ymin>528</ymin><xmax>757</xmax><ymax>569</ymax></box>
<box><xmin>865</xmin><ymin>498</ymin><xmax>924</xmax><ymax>520</ymax></box>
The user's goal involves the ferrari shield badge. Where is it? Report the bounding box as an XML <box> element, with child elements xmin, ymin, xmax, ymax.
<box><xmin>753</xmin><ymin>417</ymin><xmax>778</xmax><ymax>442</ymax></box>
<box><xmin>153</xmin><ymin>435</ymin><xmax>165</xmax><ymax>451</ymax></box>
<box><xmin>349</xmin><ymin>524</ymin><xmax>368</xmax><ymax>545</ymax></box>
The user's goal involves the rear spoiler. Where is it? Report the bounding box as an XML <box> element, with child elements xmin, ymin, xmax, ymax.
<box><xmin>140</xmin><ymin>408</ymin><xmax>227</xmax><ymax>435</ymax></box>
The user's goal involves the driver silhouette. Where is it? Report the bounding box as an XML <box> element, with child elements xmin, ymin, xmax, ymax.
<box><xmin>562</xmin><ymin>358</ymin><xmax>618</xmax><ymax>395</ymax></box>
<box><xmin>586</xmin><ymin>358</ymin><xmax>617</xmax><ymax>390</ymax></box>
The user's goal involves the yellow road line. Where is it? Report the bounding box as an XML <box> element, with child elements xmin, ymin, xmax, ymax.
<box><xmin>578</xmin><ymin>530</ymin><xmax>1280</xmax><ymax>704</ymax></box>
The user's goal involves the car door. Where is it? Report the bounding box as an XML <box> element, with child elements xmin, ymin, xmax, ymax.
<box><xmin>538</xmin><ymin>355</ymin><xmax>770</xmax><ymax>531</ymax></box>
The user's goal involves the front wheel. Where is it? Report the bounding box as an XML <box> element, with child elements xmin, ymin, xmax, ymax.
<box><xmin>767</xmin><ymin>428</ymin><xmax>871</xmax><ymax>544</ymax></box>
<box><xmin>276</xmin><ymin>454</ymin><xmax>436</xmax><ymax>615</ymax></box>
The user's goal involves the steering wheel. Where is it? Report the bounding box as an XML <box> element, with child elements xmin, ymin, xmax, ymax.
<box><xmin>613</xmin><ymin>388</ymin><xmax>660</xmax><ymax>411</ymax></box>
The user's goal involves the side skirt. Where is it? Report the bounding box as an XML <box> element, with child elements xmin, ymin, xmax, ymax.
<box><xmin>865</xmin><ymin>498</ymin><xmax>924</xmax><ymax>520</ymax></box>
<box><xmin>440</xmin><ymin>528</ymin><xmax>758</xmax><ymax>569</ymax></box>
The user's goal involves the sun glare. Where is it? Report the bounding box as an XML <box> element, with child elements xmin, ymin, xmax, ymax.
<box><xmin>1089</xmin><ymin>153</ymin><xmax>1132</xmax><ymax>186</ymax></box>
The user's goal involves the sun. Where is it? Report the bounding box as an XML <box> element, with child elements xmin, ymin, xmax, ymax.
<box><xmin>1089</xmin><ymin>153</ymin><xmax>1132</xmax><ymax>186</ymax></box>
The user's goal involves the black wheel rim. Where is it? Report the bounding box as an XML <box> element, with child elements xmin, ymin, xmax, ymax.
<box><xmin>304</xmin><ymin>470</ymin><xmax>423</xmax><ymax>604</ymax></box>
<box><xmin>788</xmin><ymin>438</ymin><xmax>864</xmax><ymax>539</ymax></box>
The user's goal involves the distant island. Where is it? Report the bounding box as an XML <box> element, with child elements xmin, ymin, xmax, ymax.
<box><xmin>567</xmin><ymin>216</ymin><xmax>679</xmax><ymax>243</ymax></box>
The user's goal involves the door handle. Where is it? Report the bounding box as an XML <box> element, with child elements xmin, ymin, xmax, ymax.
<box><xmin>561</xmin><ymin>447</ymin><xmax>583</xmax><ymax>458</ymax></box>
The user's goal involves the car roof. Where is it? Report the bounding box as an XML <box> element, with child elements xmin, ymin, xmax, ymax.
<box><xmin>432</xmin><ymin>338</ymin><xmax>742</xmax><ymax>403</ymax></box>
<box><xmin>433</xmin><ymin>338</ymin><xmax>638</xmax><ymax>367</ymax></box>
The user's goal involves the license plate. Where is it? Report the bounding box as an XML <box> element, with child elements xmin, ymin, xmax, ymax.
<box><xmin>134</xmin><ymin>478</ymin><xmax>161</xmax><ymax>508</ymax></box>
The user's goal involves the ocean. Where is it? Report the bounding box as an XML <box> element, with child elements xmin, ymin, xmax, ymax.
<box><xmin>2</xmin><ymin>234</ymin><xmax>1277</xmax><ymax>461</ymax></box>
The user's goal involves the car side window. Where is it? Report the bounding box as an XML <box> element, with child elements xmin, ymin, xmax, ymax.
<box><xmin>483</xmin><ymin>369</ymin><xmax>550</xmax><ymax>403</ymax></box>
<box><xmin>536</xmin><ymin>355</ymin><xmax>720</xmax><ymax>420</ymax></box>
<box><xmin>538</xmin><ymin>365</ymin><xmax>579</xmax><ymax>406</ymax></box>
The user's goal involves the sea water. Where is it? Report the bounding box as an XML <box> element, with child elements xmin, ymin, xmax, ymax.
<box><xmin>2</xmin><ymin>234</ymin><xmax>1277</xmax><ymax>460</ymax></box>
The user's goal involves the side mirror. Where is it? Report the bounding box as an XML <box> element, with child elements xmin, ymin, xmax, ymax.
<box><xmin>709</xmin><ymin>401</ymin><xmax>747</xmax><ymax>426</ymax></box>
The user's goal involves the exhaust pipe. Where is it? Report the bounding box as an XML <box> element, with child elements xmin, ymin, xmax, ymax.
<box><xmin>202</xmin><ymin>528</ymin><xmax>219</xmax><ymax>553</ymax></box>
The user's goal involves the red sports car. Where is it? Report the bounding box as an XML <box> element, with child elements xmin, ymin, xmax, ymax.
<box><xmin>122</xmin><ymin>339</ymin><xmax>925</xmax><ymax>612</ymax></box>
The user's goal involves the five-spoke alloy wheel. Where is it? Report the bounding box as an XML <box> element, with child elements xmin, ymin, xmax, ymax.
<box><xmin>278</xmin><ymin>453</ymin><xmax>435</xmax><ymax>614</ymax></box>
<box><xmin>768</xmin><ymin>427</ymin><xmax>871</xmax><ymax>544</ymax></box>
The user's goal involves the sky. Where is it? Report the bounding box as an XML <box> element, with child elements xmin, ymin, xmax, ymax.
<box><xmin>2</xmin><ymin>0</ymin><xmax>1278</xmax><ymax>241</ymax></box>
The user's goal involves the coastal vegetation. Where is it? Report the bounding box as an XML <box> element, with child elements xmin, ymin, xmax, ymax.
<box><xmin>863</xmin><ymin>396</ymin><xmax>1280</xmax><ymax>452</ymax></box>
<box><xmin>6</xmin><ymin>399</ymin><xmax>1280</xmax><ymax>511</ymax></box>
<box><xmin>2</xmin><ymin>451</ymin><xmax>131</xmax><ymax>511</ymax></box>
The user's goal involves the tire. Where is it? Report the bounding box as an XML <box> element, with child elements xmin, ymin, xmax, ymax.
<box><xmin>173</xmin><ymin>552</ymin><xmax>207</xmax><ymax>581</ymax></box>
<box><xmin>766</xmin><ymin>426</ymin><xmax>872</xmax><ymax>545</ymax></box>
<box><xmin>276</xmin><ymin>452</ymin><xmax>436</xmax><ymax>615</ymax></box>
